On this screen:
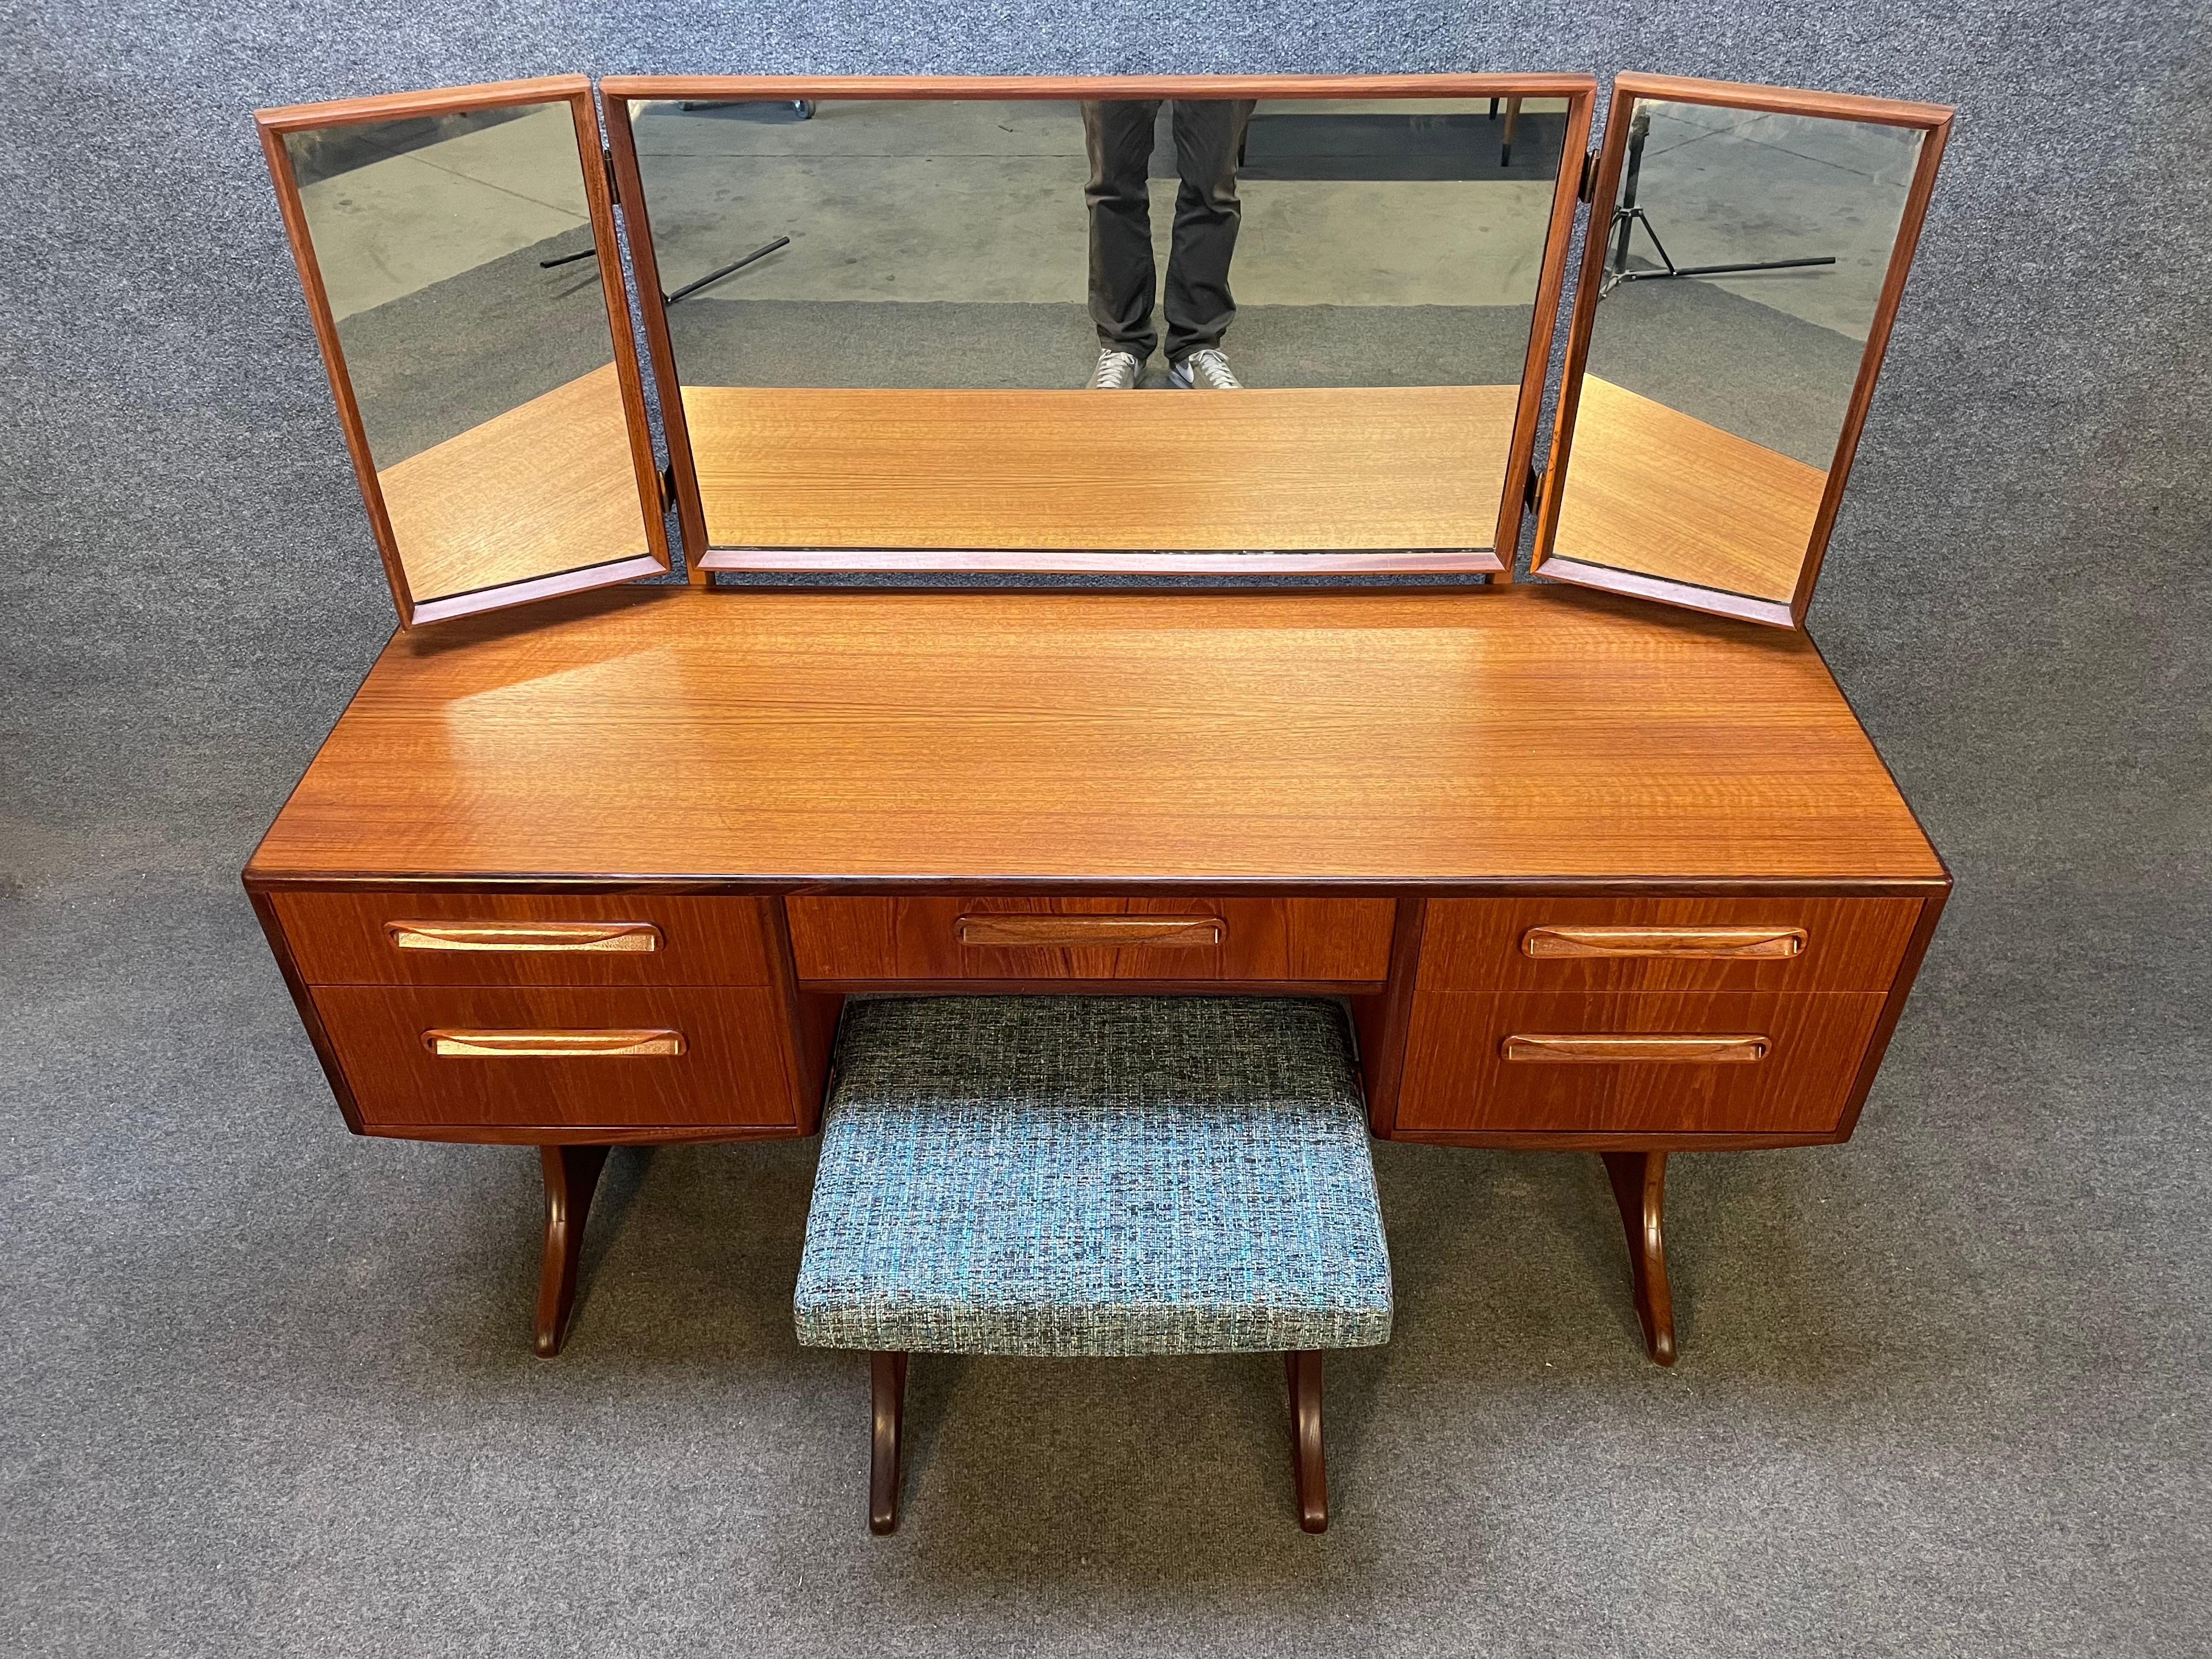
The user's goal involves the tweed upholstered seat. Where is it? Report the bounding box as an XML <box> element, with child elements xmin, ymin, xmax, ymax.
<box><xmin>794</xmin><ymin>995</ymin><xmax>1392</xmax><ymax>1358</ymax></box>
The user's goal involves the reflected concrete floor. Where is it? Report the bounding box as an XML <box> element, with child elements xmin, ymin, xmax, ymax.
<box><xmin>1621</xmin><ymin>104</ymin><xmax>1918</xmax><ymax>341</ymax></box>
<box><xmin>296</xmin><ymin>104</ymin><xmax>592</xmax><ymax>320</ymax></box>
<box><xmin>297</xmin><ymin>97</ymin><xmax>1569</xmax><ymax>319</ymax></box>
<box><xmin>629</xmin><ymin>104</ymin><xmax>1560</xmax><ymax>310</ymax></box>
<box><xmin>296</xmin><ymin>93</ymin><xmax>1894</xmax><ymax>361</ymax></box>
<box><xmin>303</xmin><ymin>94</ymin><xmax>1890</xmax><ymax>490</ymax></box>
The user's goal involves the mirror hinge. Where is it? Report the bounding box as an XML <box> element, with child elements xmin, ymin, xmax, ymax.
<box><xmin>603</xmin><ymin>147</ymin><xmax>620</xmax><ymax>205</ymax></box>
<box><xmin>659</xmin><ymin>464</ymin><xmax>676</xmax><ymax>511</ymax></box>
<box><xmin>1577</xmin><ymin>150</ymin><xmax>1598</xmax><ymax>203</ymax></box>
<box><xmin>1525</xmin><ymin>462</ymin><xmax>1543</xmax><ymax>510</ymax></box>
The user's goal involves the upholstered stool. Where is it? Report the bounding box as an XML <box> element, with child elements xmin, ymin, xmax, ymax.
<box><xmin>794</xmin><ymin>995</ymin><xmax>1392</xmax><ymax>1533</ymax></box>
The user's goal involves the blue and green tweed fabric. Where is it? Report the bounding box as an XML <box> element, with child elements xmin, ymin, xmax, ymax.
<box><xmin>794</xmin><ymin>996</ymin><xmax>1392</xmax><ymax>1357</ymax></box>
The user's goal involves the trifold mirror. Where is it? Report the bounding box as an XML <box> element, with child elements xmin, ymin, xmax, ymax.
<box><xmin>600</xmin><ymin>75</ymin><xmax>1594</xmax><ymax>575</ymax></box>
<box><xmin>256</xmin><ymin>72</ymin><xmax>1949</xmax><ymax>629</ymax></box>
<box><xmin>256</xmin><ymin>77</ymin><xmax>669</xmax><ymax>626</ymax></box>
<box><xmin>1533</xmin><ymin>75</ymin><xmax>1951</xmax><ymax>626</ymax></box>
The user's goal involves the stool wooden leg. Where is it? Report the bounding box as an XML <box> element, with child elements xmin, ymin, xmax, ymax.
<box><xmin>534</xmin><ymin>1145</ymin><xmax>611</xmax><ymax>1358</ymax></box>
<box><xmin>1285</xmin><ymin>1350</ymin><xmax>1327</xmax><ymax>1532</ymax></box>
<box><xmin>1601</xmin><ymin>1151</ymin><xmax>1677</xmax><ymax>1366</ymax></box>
<box><xmin>870</xmin><ymin>1351</ymin><xmax>909</xmax><ymax>1534</ymax></box>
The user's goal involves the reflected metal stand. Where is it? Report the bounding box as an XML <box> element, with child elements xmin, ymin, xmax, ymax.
<box><xmin>664</xmin><ymin>237</ymin><xmax>791</xmax><ymax>306</ymax></box>
<box><xmin>538</xmin><ymin>236</ymin><xmax>793</xmax><ymax>304</ymax></box>
<box><xmin>541</xmin><ymin>100</ymin><xmax>803</xmax><ymax>296</ymax></box>
<box><xmin>1601</xmin><ymin>107</ymin><xmax>1836</xmax><ymax>297</ymax></box>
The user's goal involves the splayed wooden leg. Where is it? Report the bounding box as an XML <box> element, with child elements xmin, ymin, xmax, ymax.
<box><xmin>1285</xmin><ymin>1349</ymin><xmax>1327</xmax><ymax>1532</ymax></box>
<box><xmin>533</xmin><ymin>1144</ymin><xmax>611</xmax><ymax>1358</ymax></box>
<box><xmin>870</xmin><ymin>1351</ymin><xmax>909</xmax><ymax>1534</ymax></box>
<box><xmin>1601</xmin><ymin>1150</ymin><xmax>1676</xmax><ymax>1365</ymax></box>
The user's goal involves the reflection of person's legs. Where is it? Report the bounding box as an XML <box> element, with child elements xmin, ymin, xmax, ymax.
<box><xmin>1163</xmin><ymin>99</ymin><xmax>1255</xmax><ymax>365</ymax></box>
<box><xmin>1083</xmin><ymin>100</ymin><xmax>1163</xmax><ymax>361</ymax></box>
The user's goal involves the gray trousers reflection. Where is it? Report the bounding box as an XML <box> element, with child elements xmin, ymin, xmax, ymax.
<box><xmin>1082</xmin><ymin>99</ymin><xmax>1257</xmax><ymax>362</ymax></box>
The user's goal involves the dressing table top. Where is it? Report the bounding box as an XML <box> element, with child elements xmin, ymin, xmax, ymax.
<box><xmin>246</xmin><ymin>584</ymin><xmax>1944</xmax><ymax>890</ymax></box>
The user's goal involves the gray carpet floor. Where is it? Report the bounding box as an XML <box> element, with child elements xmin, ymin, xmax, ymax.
<box><xmin>4</xmin><ymin>853</ymin><xmax>2203</xmax><ymax>1656</ymax></box>
<box><xmin>6</xmin><ymin>2</ymin><xmax>2211</xmax><ymax>1655</ymax></box>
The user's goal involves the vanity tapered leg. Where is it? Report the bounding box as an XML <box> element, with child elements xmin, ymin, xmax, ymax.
<box><xmin>1285</xmin><ymin>1349</ymin><xmax>1327</xmax><ymax>1532</ymax></box>
<box><xmin>534</xmin><ymin>1144</ymin><xmax>611</xmax><ymax>1358</ymax></box>
<box><xmin>1601</xmin><ymin>1151</ymin><xmax>1676</xmax><ymax>1366</ymax></box>
<box><xmin>871</xmin><ymin>1351</ymin><xmax>909</xmax><ymax>1534</ymax></box>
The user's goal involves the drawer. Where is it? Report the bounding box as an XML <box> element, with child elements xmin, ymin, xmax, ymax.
<box><xmin>1417</xmin><ymin>897</ymin><xmax>1923</xmax><ymax>995</ymax></box>
<box><xmin>1395</xmin><ymin>990</ymin><xmax>1887</xmax><ymax>1136</ymax></box>
<box><xmin>311</xmin><ymin>985</ymin><xmax>800</xmax><ymax>1131</ymax></box>
<box><xmin>784</xmin><ymin>896</ymin><xmax>1395</xmax><ymax>985</ymax></box>
<box><xmin>270</xmin><ymin>890</ymin><xmax>782</xmax><ymax>988</ymax></box>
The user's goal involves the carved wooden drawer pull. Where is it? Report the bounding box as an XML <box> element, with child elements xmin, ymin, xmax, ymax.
<box><xmin>386</xmin><ymin>920</ymin><xmax>662</xmax><ymax>954</ymax></box>
<box><xmin>955</xmin><ymin>913</ymin><xmax>1225</xmax><ymax>948</ymax></box>
<box><xmin>1502</xmin><ymin>1032</ymin><xmax>1770</xmax><ymax>1064</ymax></box>
<box><xmin>423</xmin><ymin>1028</ymin><xmax>687</xmax><ymax>1058</ymax></box>
<box><xmin>1521</xmin><ymin>925</ymin><xmax>1807</xmax><ymax>960</ymax></box>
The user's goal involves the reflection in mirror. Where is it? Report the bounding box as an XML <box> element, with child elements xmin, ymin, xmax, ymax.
<box><xmin>625</xmin><ymin>95</ymin><xmax>1572</xmax><ymax>555</ymax></box>
<box><xmin>285</xmin><ymin>102</ymin><xmax>650</xmax><ymax>605</ymax></box>
<box><xmin>1550</xmin><ymin>98</ymin><xmax>1925</xmax><ymax>609</ymax></box>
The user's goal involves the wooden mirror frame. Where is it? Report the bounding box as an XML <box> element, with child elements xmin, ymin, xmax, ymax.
<box><xmin>256</xmin><ymin>76</ymin><xmax>672</xmax><ymax>628</ymax></box>
<box><xmin>599</xmin><ymin>73</ymin><xmax>1595</xmax><ymax>583</ymax></box>
<box><xmin>1531</xmin><ymin>73</ymin><xmax>1952</xmax><ymax>628</ymax></box>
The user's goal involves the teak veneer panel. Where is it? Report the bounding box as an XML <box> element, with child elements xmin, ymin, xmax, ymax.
<box><xmin>271</xmin><ymin>890</ymin><xmax>781</xmax><ymax>987</ymax></box>
<box><xmin>312</xmin><ymin>984</ymin><xmax>802</xmax><ymax>1131</ymax></box>
<box><xmin>683</xmin><ymin>385</ymin><xmax>1517</xmax><ymax>551</ymax></box>
<box><xmin>1548</xmin><ymin>376</ymin><xmax>1825</xmax><ymax>604</ymax></box>
<box><xmin>1417</xmin><ymin>896</ymin><xmax>1923</xmax><ymax>995</ymax></box>
<box><xmin>244</xmin><ymin>585</ymin><xmax>1945</xmax><ymax>887</ymax></box>
<box><xmin>1396</xmin><ymin>989</ymin><xmax>1889</xmax><ymax>1135</ymax></box>
<box><xmin>786</xmin><ymin>896</ymin><xmax>1395</xmax><ymax>984</ymax></box>
<box><xmin>379</xmin><ymin>363</ymin><xmax>651</xmax><ymax>602</ymax></box>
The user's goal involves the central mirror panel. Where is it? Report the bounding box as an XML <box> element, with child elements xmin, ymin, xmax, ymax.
<box><xmin>614</xmin><ymin>83</ymin><xmax>1590</xmax><ymax>568</ymax></box>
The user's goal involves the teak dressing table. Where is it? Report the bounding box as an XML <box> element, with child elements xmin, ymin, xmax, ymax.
<box><xmin>249</xmin><ymin>72</ymin><xmax>1954</xmax><ymax>1365</ymax></box>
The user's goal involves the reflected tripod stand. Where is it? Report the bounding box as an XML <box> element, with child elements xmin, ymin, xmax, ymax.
<box><xmin>1600</xmin><ymin>106</ymin><xmax>1836</xmax><ymax>297</ymax></box>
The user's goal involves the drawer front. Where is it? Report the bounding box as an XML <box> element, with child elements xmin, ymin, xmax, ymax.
<box><xmin>1417</xmin><ymin>897</ymin><xmax>1922</xmax><ymax>995</ymax></box>
<box><xmin>1396</xmin><ymin>990</ymin><xmax>1887</xmax><ymax>1135</ymax></box>
<box><xmin>272</xmin><ymin>890</ymin><xmax>782</xmax><ymax>988</ymax></box>
<box><xmin>311</xmin><ymin>985</ymin><xmax>800</xmax><ymax>1131</ymax></box>
<box><xmin>785</xmin><ymin>896</ymin><xmax>1395</xmax><ymax>984</ymax></box>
